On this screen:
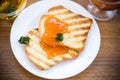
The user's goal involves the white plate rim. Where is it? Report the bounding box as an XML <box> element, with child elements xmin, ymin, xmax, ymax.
<box><xmin>10</xmin><ymin>0</ymin><xmax>101</xmax><ymax>79</ymax></box>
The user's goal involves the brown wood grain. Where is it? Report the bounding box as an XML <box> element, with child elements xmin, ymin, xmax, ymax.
<box><xmin>0</xmin><ymin>0</ymin><xmax>120</xmax><ymax>80</ymax></box>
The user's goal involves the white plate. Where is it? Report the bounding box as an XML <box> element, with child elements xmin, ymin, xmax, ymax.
<box><xmin>10</xmin><ymin>0</ymin><xmax>100</xmax><ymax>79</ymax></box>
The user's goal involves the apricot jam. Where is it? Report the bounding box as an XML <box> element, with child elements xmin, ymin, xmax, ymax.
<box><xmin>40</xmin><ymin>16</ymin><xmax>68</xmax><ymax>59</ymax></box>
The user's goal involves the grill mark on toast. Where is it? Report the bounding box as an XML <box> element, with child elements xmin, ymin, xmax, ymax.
<box><xmin>52</xmin><ymin>56</ymin><xmax>63</xmax><ymax>63</ymax></box>
<box><xmin>64</xmin><ymin>18</ymin><xmax>89</xmax><ymax>24</ymax></box>
<box><xmin>48</xmin><ymin>5</ymin><xmax>65</xmax><ymax>12</ymax></box>
<box><xmin>68</xmin><ymin>49</ymin><xmax>79</xmax><ymax>57</ymax></box>
<box><xmin>70</xmin><ymin>29</ymin><xmax>89</xmax><ymax>36</ymax></box>
<box><xmin>49</xmin><ymin>9</ymin><xmax>69</xmax><ymax>15</ymax></box>
<box><xmin>28</xmin><ymin>55</ymin><xmax>50</xmax><ymax>70</ymax></box>
<box><xmin>55</xmin><ymin>13</ymin><xmax>76</xmax><ymax>20</ymax></box>
<box><xmin>74</xmin><ymin>36</ymin><xmax>86</xmax><ymax>43</ymax></box>
<box><xmin>62</xmin><ymin>14</ymin><xmax>85</xmax><ymax>21</ymax></box>
<box><xmin>68</xmin><ymin>19</ymin><xmax>92</xmax><ymax>26</ymax></box>
<box><xmin>60</xmin><ymin>54</ymin><xmax>73</xmax><ymax>60</ymax></box>
<box><xmin>49</xmin><ymin>10</ymin><xmax>74</xmax><ymax>16</ymax></box>
<box><xmin>71</xmin><ymin>26</ymin><xmax>90</xmax><ymax>32</ymax></box>
<box><xmin>68</xmin><ymin>23</ymin><xmax>92</xmax><ymax>31</ymax></box>
<box><xmin>74</xmin><ymin>41</ymin><xmax>84</xmax><ymax>52</ymax></box>
<box><xmin>66</xmin><ymin>42</ymin><xmax>84</xmax><ymax>52</ymax></box>
<box><xmin>73</xmin><ymin>32</ymin><xmax>88</xmax><ymax>37</ymax></box>
<box><xmin>82</xmin><ymin>39</ymin><xmax>86</xmax><ymax>43</ymax></box>
<box><xmin>68</xmin><ymin>26</ymin><xmax>91</xmax><ymax>38</ymax></box>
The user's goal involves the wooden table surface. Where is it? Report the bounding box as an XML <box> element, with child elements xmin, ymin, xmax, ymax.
<box><xmin>0</xmin><ymin>0</ymin><xmax>120</xmax><ymax>80</ymax></box>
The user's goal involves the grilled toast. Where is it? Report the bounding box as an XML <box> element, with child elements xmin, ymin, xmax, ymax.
<box><xmin>39</xmin><ymin>5</ymin><xmax>93</xmax><ymax>52</ymax></box>
<box><xmin>25</xmin><ymin>5</ymin><xmax>93</xmax><ymax>70</ymax></box>
<box><xmin>25</xmin><ymin>29</ymin><xmax>79</xmax><ymax>70</ymax></box>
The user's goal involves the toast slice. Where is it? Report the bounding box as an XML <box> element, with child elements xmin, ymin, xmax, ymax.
<box><xmin>38</xmin><ymin>5</ymin><xmax>93</xmax><ymax>52</ymax></box>
<box><xmin>25</xmin><ymin>29</ymin><xmax>79</xmax><ymax>70</ymax></box>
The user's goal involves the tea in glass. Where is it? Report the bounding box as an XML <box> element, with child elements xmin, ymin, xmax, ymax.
<box><xmin>0</xmin><ymin>0</ymin><xmax>27</xmax><ymax>20</ymax></box>
<box><xmin>88</xmin><ymin>0</ymin><xmax>120</xmax><ymax>21</ymax></box>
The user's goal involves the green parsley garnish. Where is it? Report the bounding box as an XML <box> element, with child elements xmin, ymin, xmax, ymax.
<box><xmin>56</xmin><ymin>33</ymin><xmax>63</xmax><ymax>42</ymax></box>
<box><xmin>18</xmin><ymin>36</ymin><xmax>30</xmax><ymax>44</ymax></box>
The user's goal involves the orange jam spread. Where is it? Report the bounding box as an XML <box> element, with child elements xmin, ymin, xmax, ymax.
<box><xmin>40</xmin><ymin>16</ymin><xmax>68</xmax><ymax>59</ymax></box>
